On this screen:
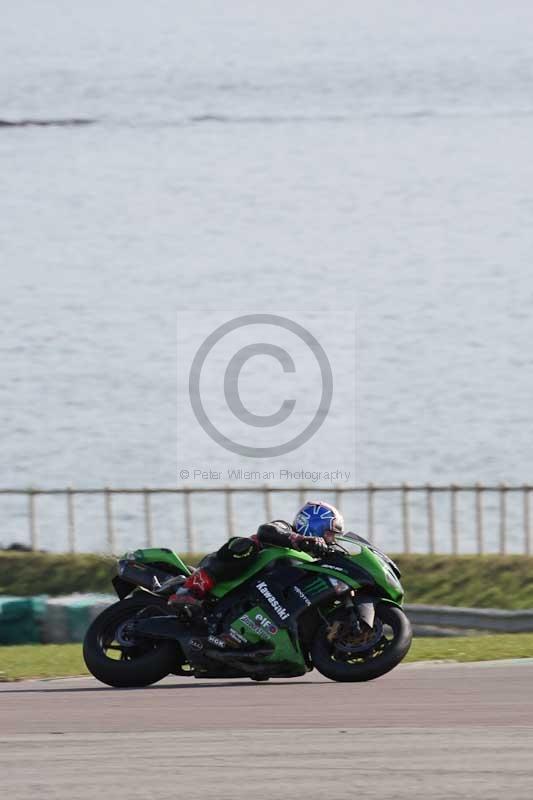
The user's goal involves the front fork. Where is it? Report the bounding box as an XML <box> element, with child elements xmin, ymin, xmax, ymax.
<box><xmin>325</xmin><ymin>592</ymin><xmax>380</xmax><ymax>654</ymax></box>
<box><xmin>352</xmin><ymin>593</ymin><xmax>377</xmax><ymax>630</ymax></box>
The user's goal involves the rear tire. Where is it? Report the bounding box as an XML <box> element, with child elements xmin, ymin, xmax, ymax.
<box><xmin>83</xmin><ymin>595</ymin><xmax>177</xmax><ymax>688</ymax></box>
<box><xmin>311</xmin><ymin>602</ymin><xmax>412</xmax><ymax>682</ymax></box>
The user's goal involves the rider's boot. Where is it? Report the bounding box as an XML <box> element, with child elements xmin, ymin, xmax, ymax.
<box><xmin>168</xmin><ymin>568</ymin><xmax>214</xmax><ymax>613</ymax></box>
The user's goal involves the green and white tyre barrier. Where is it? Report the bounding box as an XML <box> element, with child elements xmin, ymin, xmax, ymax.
<box><xmin>5</xmin><ymin>596</ymin><xmax>533</xmax><ymax>645</ymax></box>
<box><xmin>0</xmin><ymin>594</ymin><xmax>115</xmax><ymax>645</ymax></box>
<box><xmin>42</xmin><ymin>595</ymin><xmax>116</xmax><ymax>644</ymax></box>
<box><xmin>0</xmin><ymin>596</ymin><xmax>48</xmax><ymax>644</ymax></box>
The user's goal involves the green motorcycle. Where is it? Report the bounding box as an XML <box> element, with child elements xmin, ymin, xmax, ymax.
<box><xmin>83</xmin><ymin>532</ymin><xmax>412</xmax><ymax>686</ymax></box>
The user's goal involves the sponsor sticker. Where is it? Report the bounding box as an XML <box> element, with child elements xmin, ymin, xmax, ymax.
<box><xmin>207</xmin><ymin>635</ymin><xmax>226</xmax><ymax>649</ymax></box>
<box><xmin>229</xmin><ymin>628</ymin><xmax>247</xmax><ymax>645</ymax></box>
<box><xmin>293</xmin><ymin>585</ymin><xmax>312</xmax><ymax>606</ymax></box>
<box><xmin>239</xmin><ymin>614</ymin><xmax>273</xmax><ymax>641</ymax></box>
<box><xmin>255</xmin><ymin>613</ymin><xmax>278</xmax><ymax>636</ymax></box>
<box><xmin>256</xmin><ymin>581</ymin><xmax>290</xmax><ymax>620</ymax></box>
<box><xmin>304</xmin><ymin>576</ymin><xmax>329</xmax><ymax>596</ymax></box>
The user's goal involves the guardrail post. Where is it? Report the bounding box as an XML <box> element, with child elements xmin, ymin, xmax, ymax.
<box><xmin>225</xmin><ymin>487</ymin><xmax>235</xmax><ymax>539</ymax></box>
<box><xmin>183</xmin><ymin>488</ymin><xmax>194</xmax><ymax>552</ymax></box>
<box><xmin>475</xmin><ymin>483</ymin><xmax>484</xmax><ymax>554</ymax></box>
<box><xmin>104</xmin><ymin>488</ymin><xmax>115</xmax><ymax>554</ymax></box>
<box><xmin>499</xmin><ymin>483</ymin><xmax>507</xmax><ymax>555</ymax></box>
<box><xmin>450</xmin><ymin>485</ymin><xmax>459</xmax><ymax>554</ymax></box>
<box><xmin>28</xmin><ymin>488</ymin><xmax>37</xmax><ymax>551</ymax></box>
<box><xmin>143</xmin><ymin>489</ymin><xmax>153</xmax><ymax>547</ymax></box>
<box><xmin>67</xmin><ymin>487</ymin><xmax>76</xmax><ymax>553</ymax></box>
<box><xmin>524</xmin><ymin>486</ymin><xmax>531</xmax><ymax>556</ymax></box>
<box><xmin>367</xmin><ymin>483</ymin><xmax>375</xmax><ymax>542</ymax></box>
<box><xmin>401</xmin><ymin>484</ymin><xmax>411</xmax><ymax>553</ymax></box>
<box><xmin>426</xmin><ymin>484</ymin><xmax>435</xmax><ymax>554</ymax></box>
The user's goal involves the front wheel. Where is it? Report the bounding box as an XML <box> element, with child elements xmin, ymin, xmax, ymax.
<box><xmin>83</xmin><ymin>595</ymin><xmax>177</xmax><ymax>688</ymax></box>
<box><xmin>311</xmin><ymin>602</ymin><xmax>412</xmax><ymax>682</ymax></box>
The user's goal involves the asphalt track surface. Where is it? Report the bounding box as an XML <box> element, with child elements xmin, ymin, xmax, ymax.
<box><xmin>2</xmin><ymin>660</ymin><xmax>533</xmax><ymax>799</ymax></box>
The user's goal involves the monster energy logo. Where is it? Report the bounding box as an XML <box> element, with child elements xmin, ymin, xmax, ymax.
<box><xmin>304</xmin><ymin>576</ymin><xmax>329</xmax><ymax>597</ymax></box>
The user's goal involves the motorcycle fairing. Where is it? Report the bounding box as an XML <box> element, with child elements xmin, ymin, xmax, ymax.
<box><xmin>131</xmin><ymin>548</ymin><xmax>191</xmax><ymax>577</ymax></box>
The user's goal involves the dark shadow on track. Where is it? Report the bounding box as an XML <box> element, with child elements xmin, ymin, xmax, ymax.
<box><xmin>0</xmin><ymin>679</ymin><xmax>325</xmax><ymax>694</ymax></box>
<box><xmin>0</xmin><ymin>118</ymin><xmax>96</xmax><ymax>128</ymax></box>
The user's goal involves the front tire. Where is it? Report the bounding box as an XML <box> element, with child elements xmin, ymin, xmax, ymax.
<box><xmin>311</xmin><ymin>602</ymin><xmax>412</xmax><ymax>682</ymax></box>
<box><xmin>83</xmin><ymin>595</ymin><xmax>177</xmax><ymax>688</ymax></box>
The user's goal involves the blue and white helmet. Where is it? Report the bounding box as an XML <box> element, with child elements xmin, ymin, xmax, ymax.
<box><xmin>293</xmin><ymin>500</ymin><xmax>344</xmax><ymax>538</ymax></box>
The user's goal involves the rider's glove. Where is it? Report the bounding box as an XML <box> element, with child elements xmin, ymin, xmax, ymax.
<box><xmin>290</xmin><ymin>534</ymin><xmax>329</xmax><ymax>558</ymax></box>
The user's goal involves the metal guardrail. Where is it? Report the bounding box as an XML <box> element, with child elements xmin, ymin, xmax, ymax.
<box><xmin>405</xmin><ymin>604</ymin><xmax>533</xmax><ymax>634</ymax></box>
<box><xmin>1</xmin><ymin>483</ymin><xmax>532</xmax><ymax>555</ymax></box>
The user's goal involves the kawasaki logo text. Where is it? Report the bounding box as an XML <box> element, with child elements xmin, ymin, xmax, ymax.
<box><xmin>256</xmin><ymin>581</ymin><xmax>290</xmax><ymax>620</ymax></box>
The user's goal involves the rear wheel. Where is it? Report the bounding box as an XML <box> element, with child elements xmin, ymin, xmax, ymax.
<box><xmin>83</xmin><ymin>595</ymin><xmax>177</xmax><ymax>688</ymax></box>
<box><xmin>311</xmin><ymin>602</ymin><xmax>412</xmax><ymax>682</ymax></box>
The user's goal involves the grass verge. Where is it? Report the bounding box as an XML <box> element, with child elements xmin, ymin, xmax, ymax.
<box><xmin>2</xmin><ymin>635</ymin><xmax>533</xmax><ymax>681</ymax></box>
<box><xmin>2</xmin><ymin>552</ymin><xmax>533</xmax><ymax>608</ymax></box>
<box><xmin>0</xmin><ymin>644</ymin><xmax>87</xmax><ymax>681</ymax></box>
<box><xmin>405</xmin><ymin>633</ymin><xmax>533</xmax><ymax>663</ymax></box>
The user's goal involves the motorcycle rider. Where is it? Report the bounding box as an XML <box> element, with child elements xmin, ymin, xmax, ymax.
<box><xmin>168</xmin><ymin>500</ymin><xmax>344</xmax><ymax>612</ymax></box>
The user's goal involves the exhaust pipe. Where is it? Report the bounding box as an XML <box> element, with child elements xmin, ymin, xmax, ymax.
<box><xmin>118</xmin><ymin>560</ymin><xmax>161</xmax><ymax>592</ymax></box>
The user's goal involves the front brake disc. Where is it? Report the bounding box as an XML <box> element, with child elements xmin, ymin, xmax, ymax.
<box><xmin>333</xmin><ymin>619</ymin><xmax>384</xmax><ymax>657</ymax></box>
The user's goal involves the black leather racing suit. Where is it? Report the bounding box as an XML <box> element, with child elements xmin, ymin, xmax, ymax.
<box><xmin>198</xmin><ymin>520</ymin><xmax>326</xmax><ymax>583</ymax></box>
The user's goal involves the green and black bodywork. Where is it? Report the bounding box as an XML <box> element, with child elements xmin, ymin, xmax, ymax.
<box><xmin>83</xmin><ymin>532</ymin><xmax>412</xmax><ymax>686</ymax></box>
